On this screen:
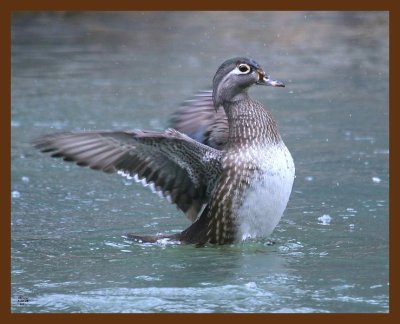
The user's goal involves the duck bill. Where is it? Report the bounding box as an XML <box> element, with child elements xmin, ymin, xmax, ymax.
<box><xmin>256</xmin><ymin>69</ymin><xmax>285</xmax><ymax>87</ymax></box>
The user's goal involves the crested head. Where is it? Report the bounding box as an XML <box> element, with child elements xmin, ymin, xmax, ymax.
<box><xmin>212</xmin><ymin>57</ymin><xmax>284</xmax><ymax>109</ymax></box>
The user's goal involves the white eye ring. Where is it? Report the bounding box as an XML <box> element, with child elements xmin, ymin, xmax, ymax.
<box><xmin>237</xmin><ymin>63</ymin><xmax>251</xmax><ymax>74</ymax></box>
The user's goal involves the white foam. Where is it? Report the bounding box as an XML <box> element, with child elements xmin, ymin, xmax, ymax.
<box><xmin>318</xmin><ymin>214</ymin><xmax>332</xmax><ymax>225</ymax></box>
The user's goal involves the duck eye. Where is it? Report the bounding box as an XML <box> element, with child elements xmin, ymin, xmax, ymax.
<box><xmin>238</xmin><ymin>64</ymin><xmax>250</xmax><ymax>73</ymax></box>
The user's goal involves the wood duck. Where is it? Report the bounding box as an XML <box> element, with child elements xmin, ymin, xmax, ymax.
<box><xmin>33</xmin><ymin>57</ymin><xmax>295</xmax><ymax>245</ymax></box>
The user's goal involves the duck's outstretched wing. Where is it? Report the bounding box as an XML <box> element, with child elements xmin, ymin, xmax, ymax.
<box><xmin>33</xmin><ymin>129</ymin><xmax>222</xmax><ymax>221</ymax></box>
<box><xmin>169</xmin><ymin>90</ymin><xmax>228</xmax><ymax>150</ymax></box>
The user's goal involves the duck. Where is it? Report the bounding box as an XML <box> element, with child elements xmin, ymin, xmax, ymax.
<box><xmin>33</xmin><ymin>57</ymin><xmax>295</xmax><ymax>245</ymax></box>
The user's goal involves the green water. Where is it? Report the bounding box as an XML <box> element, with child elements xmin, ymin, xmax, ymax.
<box><xmin>11</xmin><ymin>11</ymin><xmax>388</xmax><ymax>313</ymax></box>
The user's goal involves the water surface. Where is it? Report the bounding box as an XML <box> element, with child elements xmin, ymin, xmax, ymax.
<box><xmin>11</xmin><ymin>11</ymin><xmax>389</xmax><ymax>313</ymax></box>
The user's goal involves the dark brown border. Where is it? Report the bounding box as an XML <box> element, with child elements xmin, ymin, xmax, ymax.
<box><xmin>2</xmin><ymin>1</ymin><xmax>398</xmax><ymax>11</ymax></box>
<box><xmin>3</xmin><ymin>0</ymin><xmax>398</xmax><ymax>323</ymax></box>
<box><xmin>2</xmin><ymin>1</ymin><xmax>12</xmax><ymax>319</ymax></box>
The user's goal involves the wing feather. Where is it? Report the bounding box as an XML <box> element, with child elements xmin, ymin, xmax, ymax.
<box><xmin>33</xmin><ymin>129</ymin><xmax>222</xmax><ymax>221</ymax></box>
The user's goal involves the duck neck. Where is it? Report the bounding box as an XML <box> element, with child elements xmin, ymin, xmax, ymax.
<box><xmin>223</xmin><ymin>98</ymin><xmax>281</xmax><ymax>148</ymax></box>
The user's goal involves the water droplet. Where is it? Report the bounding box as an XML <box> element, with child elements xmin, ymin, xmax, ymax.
<box><xmin>12</xmin><ymin>191</ymin><xmax>21</xmax><ymax>198</ymax></box>
<box><xmin>372</xmin><ymin>177</ymin><xmax>381</xmax><ymax>183</ymax></box>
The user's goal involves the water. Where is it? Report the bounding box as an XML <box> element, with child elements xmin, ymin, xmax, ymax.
<box><xmin>11</xmin><ymin>12</ymin><xmax>389</xmax><ymax>313</ymax></box>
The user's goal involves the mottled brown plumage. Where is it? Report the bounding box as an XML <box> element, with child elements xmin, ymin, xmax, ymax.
<box><xmin>204</xmin><ymin>98</ymin><xmax>281</xmax><ymax>244</ymax></box>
